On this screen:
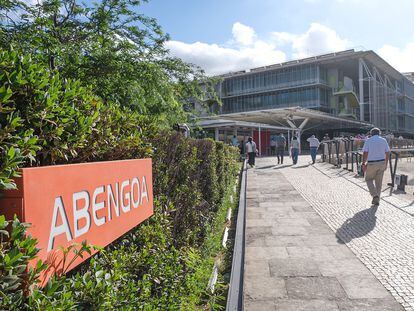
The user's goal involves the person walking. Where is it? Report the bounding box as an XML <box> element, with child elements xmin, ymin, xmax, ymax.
<box><xmin>231</xmin><ymin>135</ymin><xmax>238</xmax><ymax>147</ymax></box>
<box><xmin>239</xmin><ymin>139</ymin><xmax>245</xmax><ymax>160</ymax></box>
<box><xmin>275</xmin><ymin>133</ymin><xmax>286</xmax><ymax>164</ymax></box>
<box><xmin>307</xmin><ymin>134</ymin><xmax>320</xmax><ymax>164</ymax></box>
<box><xmin>322</xmin><ymin>133</ymin><xmax>330</xmax><ymax>162</ymax></box>
<box><xmin>362</xmin><ymin>128</ymin><xmax>390</xmax><ymax>206</ymax></box>
<box><xmin>270</xmin><ymin>137</ymin><xmax>276</xmax><ymax>156</ymax></box>
<box><xmin>291</xmin><ymin>136</ymin><xmax>300</xmax><ymax>165</ymax></box>
<box><xmin>245</xmin><ymin>137</ymin><xmax>257</xmax><ymax>168</ymax></box>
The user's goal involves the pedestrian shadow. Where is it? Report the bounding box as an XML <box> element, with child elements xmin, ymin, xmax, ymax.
<box><xmin>292</xmin><ymin>164</ymin><xmax>310</xmax><ymax>169</ymax></box>
<box><xmin>273</xmin><ymin>164</ymin><xmax>293</xmax><ymax>170</ymax></box>
<box><xmin>336</xmin><ymin>205</ymin><xmax>378</xmax><ymax>244</ymax></box>
<box><xmin>256</xmin><ymin>165</ymin><xmax>276</xmax><ymax>170</ymax></box>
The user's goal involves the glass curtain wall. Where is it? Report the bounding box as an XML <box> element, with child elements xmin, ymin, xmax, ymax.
<box><xmin>222</xmin><ymin>87</ymin><xmax>321</xmax><ymax>113</ymax></box>
<box><xmin>222</xmin><ymin>64</ymin><xmax>319</xmax><ymax>97</ymax></box>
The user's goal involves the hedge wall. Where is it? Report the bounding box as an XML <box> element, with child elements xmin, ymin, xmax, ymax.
<box><xmin>0</xmin><ymin>48</ymin><xmax>240</xmax><ymax>310</ymax></box>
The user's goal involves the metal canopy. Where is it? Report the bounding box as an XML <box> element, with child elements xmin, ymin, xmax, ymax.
<box><xmin>197</xmin><ymin>118</ymin><xmax>291</xmax><ymax>131</ymax></box>
<box><xmin>200</xmin><ymin>107</ymin><xmax>373</xmax><ymax>132</ymax></box>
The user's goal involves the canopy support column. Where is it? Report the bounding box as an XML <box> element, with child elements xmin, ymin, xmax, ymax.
<box><xmin>287</xmin><ymin>130</ymin><xmax>291</xmax><ymax>156</ymax></box>
<box><xmin>258</xmin><ymin>125</ymin><xmax>261</xmax><ymax>157</ymax></box>
<box><xmin>359</xmin><ymin>58</ymin><xmax>364</xmax><ymax>121</ymax></box>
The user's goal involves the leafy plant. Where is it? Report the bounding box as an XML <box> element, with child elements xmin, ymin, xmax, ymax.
<box><xmin>0</xmin><ymin>216</ymin><xmax>47</xmax><ymax>310</ymax></box>
<box><xmin>0</xmin><ymin>0</ymin><xmax>219</xmax><ymax>126</ymax></box>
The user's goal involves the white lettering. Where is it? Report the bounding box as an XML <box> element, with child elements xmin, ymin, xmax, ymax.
<box><xmin>107</xmin><ymin>183</ymin><xmax>120</xmax><ymax>220</ymax></box>
<box><xmin>47</xmin><ymin>197</ymin><xmax>73</xmax><ymax>251</ymax></box>
<box><xmin>73</xmin><ymin>191</ymin><xmax>91</xmax><ymax>238</ymax></box>
<box><xmin>140</xmin><ymin>176</ymin><xmax>149</xmax><ymax>204</ymax></box>
<box><xmin>92</xmin><ymin>186</ymin><xmax>106</xmax><ymax>226</ymax></box>
<box><xmin>47</xmin><ymin>175</ymin><xmax>151</xmax><ymax>251</ymax></box>
<box><xmin>120</xmin><ymin>180</ymin><xmax>131</xmax><ymax>213</ymax></box>
<box><xmin>131</xmin><ymin>177</ymin><xmax>140</xmax><ymax>208</ymax></box>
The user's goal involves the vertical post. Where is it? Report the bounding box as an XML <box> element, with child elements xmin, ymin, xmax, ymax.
<box><xmin>351</xmin><ymin>139</ymin><xmax>354</xmax><ymax>171</ymax></box>
<box><xmin>287</xmin><ymin>130</ymin><xmax>291</xmax><ymax>156</ymax></box>
<box><xmin>215</xmin><ymin>128</ymin><xmax>219</xmax><ymax>141</ymax></box>
<box><xmin>297</xmin><ymin>129</ymin><xmax>301</xmax><ymax>154</ymax></box>
<box><xmin>384</xmin><ymin>73</ymin><xmax>389</xmax><ymax>133</ymax></box>
<box><xmin>395</xmin><ymin>81</ymin><xmax>399</xmax><ymax>131</ymax></box>
<box><xmin>359</xmin><ymin>58</ymin><xmax>364</xmax><ymax>121</ymax></box>
<box><xmin>224</xmin><ymin>129</ymin><xmax>227</xmax><ymax>144</ymax></box>
<box><xmin>258</xmin><ymin>125</ymin><xmax>261</xmax><ymax>157</ymax></box>
<box><xmin>373</xmin><ymin>70</ymin><xmax>377</xmax><ymax>125</ymax></box>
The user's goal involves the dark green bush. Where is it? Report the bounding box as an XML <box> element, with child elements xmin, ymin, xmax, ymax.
<box><xmin>0</xmin><ymin>44</ymin><xmax>239</xmax><ymax>310</ymax></box>
<box><xmin>151</xmin><ymin>132</ymin><xmax>238</xmax><ymax>248</ymax></box>
<box><xmin>0</xmin><ymin>47</ymin><xmax>155</xmax><ymax>190</ymax></box>
<box><xmin>0</xmin><ymin>132</ymin><xmax>239</xmax><ymax>310</ymax></box>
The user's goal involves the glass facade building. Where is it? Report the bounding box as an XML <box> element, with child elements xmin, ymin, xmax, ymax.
<box><xmin>209</xmin><ymin>50</ymin><xmax>414</xmax><ymax>135</ymax></box>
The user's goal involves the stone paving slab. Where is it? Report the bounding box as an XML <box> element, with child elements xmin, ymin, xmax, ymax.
<box><xmin>243</xmin><ymin>157</ymin><xmax>404</xmax><ymax>311</ymax></box>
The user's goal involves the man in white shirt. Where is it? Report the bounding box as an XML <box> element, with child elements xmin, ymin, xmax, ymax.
<box><xmin>245</xmin><ymin>136</ymin><xmax>257</xmax><ymax>168</ymax></box>
<box><xmin>306</xmin><ymin>135</ymin><xmax>320</xmax><ymax>164</ymax></box>
<box><xmin>362</xmin><ymin>128</ymin><xmax>391</xmax><ymax>206</ymax></box>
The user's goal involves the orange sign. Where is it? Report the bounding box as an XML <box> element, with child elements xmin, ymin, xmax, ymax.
<box><xmin>0</xmin><ymin>159</ymin><xmax>153</xmax><ymax>284</ymax></box>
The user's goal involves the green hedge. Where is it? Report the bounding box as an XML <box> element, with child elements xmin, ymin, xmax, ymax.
<box><xmin>0</xmin><ymin>44</ymin><xmax>240</xmax><ymax>310</ymax></box>
<box><xmin>0</xmin><ymin>133</ymin><xmax>239</xmax><ymax>310</ymax></box>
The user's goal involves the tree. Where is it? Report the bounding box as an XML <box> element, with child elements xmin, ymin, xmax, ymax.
<box><xmin>0</xmin><ymin>0</ymin><xmax>218</xmax><ymax>125</ymax></box>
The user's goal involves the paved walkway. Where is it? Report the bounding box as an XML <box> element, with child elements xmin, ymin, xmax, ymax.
<box><xmin>243</xmin><ymin>156</ymin><xmax>408</xmax><ymax>311</ymax></box>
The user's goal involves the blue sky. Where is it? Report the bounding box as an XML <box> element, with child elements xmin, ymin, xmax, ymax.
<box><xmin>140</xmin><ymin>0</ymin><xmax>414</xmax><ymax>75</ymax></box>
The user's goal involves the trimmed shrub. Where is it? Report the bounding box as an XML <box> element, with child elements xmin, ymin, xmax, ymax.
<box><xmin>0</xmin><ymin>46</ymin><xmax>240</xmax><ymax>310</ymax></box>
<box><xmin>0</xmin><ymin>134</ymin><xmax>239</xmax><ymax>310</ymax></box>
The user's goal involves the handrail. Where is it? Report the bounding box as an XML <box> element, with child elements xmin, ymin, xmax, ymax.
<box><xmin>320</xmin><ymin>138</ymin><xmax>414</xmax><ymax>184</ymax></box>
<box><xmin>226</xmin><ymin>160</ymin><xmax>247</xmax><ymax>311</ymax></box>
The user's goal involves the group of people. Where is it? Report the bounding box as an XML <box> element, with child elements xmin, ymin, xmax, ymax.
<box><xmin>244</xmin><ymin>128</ymin><xmax>391</xmax><ymax>206</ymax></box>
<box><xmin>244</xmin><ymin>133</ymin><xmax>321</xmax><ymax>168</ymax></box>
<box><xmin>269</xmin><ymin>133</ymin><xmax>321</xmax><ymax>165</ymax></box>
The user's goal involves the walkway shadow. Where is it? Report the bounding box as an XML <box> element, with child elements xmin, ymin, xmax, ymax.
<box><xmin>256</xmin><ymin>165</ymin><xmax>277</xmax><ymax>170</ymax></box>
<box><xmin>292</xmin><ymin>164</ymin><xmax>310</xmax><ymax>169</ymax></box>
<box><xmin>273</xmin><ymin>164</ymin><xmax>293</xmax><ymax>170</ymax></box>
<box><xmin>336</xmin><ymin>205</ymin><xmax>378</xmax><ymax>244</ymax></box>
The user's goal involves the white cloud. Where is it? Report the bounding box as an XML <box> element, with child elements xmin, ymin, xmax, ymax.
<box><xmin>232</xmin><ymin>22</ymin><xmax>256</xmax><ymax>45</ymax></box>
<box><xmin>272</xmin><ymin>23</ymin><xmax>351</xmax><ymax>59</ymax></box>
<box><xmin>378</xmin><ymin>43</ymin><xmax>414</xmax><ymax>72</ymax></box>
<box><xmin>166</xmin><ymin>22</ymin><xmax>352</xmax><ymax>76</ymax></box>
<box><xmin>166</xmin><ymin>22</ymin><xmax>286</xmax><ymax>75</ymax></box>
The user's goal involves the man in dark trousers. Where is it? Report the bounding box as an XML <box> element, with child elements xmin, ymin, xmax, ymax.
<box><xmin>275</xmin><ymin>133</ymin><xmax>286</xmax><ymax>164</ymax></box>
<box><xmin>245</xmin><ymin>136</ymin><xmax>257</xmax><ymax>168</ymax></box>
<box><xmin>362</xmin><ymin>128</ymin><xmax>390</xmax><ymax>206</ymax></box>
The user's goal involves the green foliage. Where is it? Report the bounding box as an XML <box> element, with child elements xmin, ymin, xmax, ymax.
<box><xmin>0</xmin><ymin>2</ymin><xmax>238</xmax><ymax>307</ymax></box>
<box><xmin>0</xmin><ymin>47</ymin><xmax>153</xmax><ymax>189</ymax></box>
<box><xmin>0</xmin><ymin>48</ymin><xmax>100</xmax><ymax>165</ymax></box>
<box><xmin>0</xmin><ymin>49</ymin><xmax>40</xmax><ymax>188</ymax></box>
<box><xmin>0</xmin><ymin>132</ymin><xmax>239</xmax><ymax>310</ymax></box>
<box><xmin>152</xmin><ymin>132</ymin><xmax>238</xmax><ymax>247</ymax></box>
<box><xmin>0</xmin><ymin>216</ymin><xmax>47</xmax><ymax>310</ymax></box>
<box><xmin>0</xmin><ymin>0</ymin><xmax>218</xmax><ymax>125</ymax></box>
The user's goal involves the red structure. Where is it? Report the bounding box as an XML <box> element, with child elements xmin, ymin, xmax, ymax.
<box><xmin>253</xmin><ymin>129</ymin><xmax>272</xmax><ymax>156</ymax></box>
<box><xmin>0</xmin><ymin>159</ymin><xmax>153</xmax><ymax>284</ymax></box>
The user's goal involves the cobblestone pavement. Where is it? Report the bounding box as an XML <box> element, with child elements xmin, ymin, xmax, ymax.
<box><xmin>243</xmin><ymin>157</ymin><xmax>403</xmax><ymax>311</ymax></box>
<box><xmin>281</xmin><ymin>155</ymin><xmax>414</xmax><ymax>310</ymax></box>
<box><xmin>318</xmin><ymin>158</ymin><xmax>414</xmax><ymax>216</ymax></box>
